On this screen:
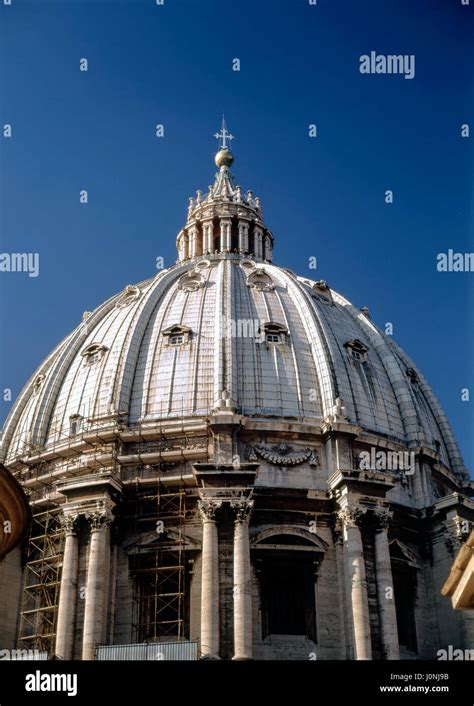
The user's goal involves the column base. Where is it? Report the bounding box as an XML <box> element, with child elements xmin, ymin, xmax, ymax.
<box><xmin>232</xmin><ymin>654</ymin><xmax>253</xmax><ymax>661</ymax></box>
<box><xmin>199</xmin><ymin>654</ymin><xmax>221</xmax><ymax>660</ymax></box>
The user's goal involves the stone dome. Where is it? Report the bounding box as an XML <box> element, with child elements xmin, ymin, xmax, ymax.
<box><xmin>0</xmin><ymin>169</ymin><xmax>466</xmax><ymax>479</ymax></box>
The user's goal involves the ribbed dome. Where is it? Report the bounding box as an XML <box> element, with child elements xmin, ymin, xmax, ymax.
<box><xmin>0</xmin><ymin>254</ymin><xmax>466</xmax><ymax>477</ymax></box>
<box><xmin>0</xmin><ymin>128</ymin><xmax>467</xmax><ymax>480</ymax></box>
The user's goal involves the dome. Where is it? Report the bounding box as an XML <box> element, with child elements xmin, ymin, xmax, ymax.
<box><xmin>0</xmin><ymin>241</ymin><xmax>466</xmax><ymax>478</ymax></box>
<box><xmin>1</xmin><ymin>120</ymin><xmax>472</xmax><ymax>663</ymax></box>
<box><xmin>0</xmin><ymin>137</ymin><xmax>467</xmax><ymax>479</ymax></box>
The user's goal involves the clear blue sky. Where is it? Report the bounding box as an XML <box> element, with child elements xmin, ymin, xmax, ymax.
<box><xmin>1</xmin><ymin>0</ymin><xmax>473</xmax><ymax>471</ymax></box>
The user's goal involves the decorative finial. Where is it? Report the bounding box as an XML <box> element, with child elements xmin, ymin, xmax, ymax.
<box><xmin>214</xmin><ymin>115</ymin><xmax>234</xmax><ymax>149</ymax></box>
<box><xmin>214</xmin><ymin>116</ymin><xmax>234</xmax><ymax>168</ymax></box>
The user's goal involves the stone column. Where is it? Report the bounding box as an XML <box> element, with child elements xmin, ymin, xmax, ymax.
<box><xmin>188</xmin><ymin>228</ymin><xmax>194</xmax><ymax>258</ymax></box>
<box><xmin>254</xmin><ymin>228</ymin><xmax>263</xmax><ymax>259</ymax></box>
<box><xmin>374</xmin><ymin>510</ymin><xmax>399</xmax><ymax>659</ymax></box>
<box><xmin>232</xmin><ymin>497</ymin><xmax>254</xmax><ymax>660</ymax></box>
<box><xmin>82</xmin><ymin>510</ymin><xmax>113</xmax><ymax>660</ymax></box>
<box><xmin>238</xmin><ymin>221</ymin><xmax>249</xmax><ymax>252</ymax></box>
<box><xmin>338</xmin><ymin>507</ymin><xmax>372</xmax><ymax>660</ymax></box>
<box><xmin>188</xmin><ymin>225</ymin><xmax>197</xmax><ymax>258</ymax></box>
<box><xmin>204</xmin><ymin>222</ymin><xmax>214</xmax><ymax>254</ymax></box>
<box><xmin>198</xmin><ymin>499</ymin><xmax>221</xmax><ymax>658</ymax></box>
<box><xmin>55</xmin><ymin>514</ymin><xmax>79</xmax><ymax>660</ymax></box>
<box><xmin>182</xmin><ymin>233</ymin><xmax>189</xmax><ymax>260</ymax></box>
<box><xmin>264</xmin><ymin>234</ymin><xmax>272</xmax><ymax>261</ymax></box>
<box><xmin>209</xmin><ymin>221</ymin><xmax>215</xmax><ymax>253</ymax></box>
<box><xmin>219</xmin><ymin>220</ymin><xmax>226</xmax><ymax>252</ymax></box>
<box><xmin>219</xmin><ymin>219</ymin><xmax>231</xmax><ymax>252</ymax></box>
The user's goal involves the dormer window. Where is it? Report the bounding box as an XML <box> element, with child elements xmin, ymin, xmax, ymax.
<box><xmin>240</xmin><ymin>259</ymin><xmax>256</xmax><ymax>271</ymax></box>
<box><xmin>247</xmin><ymin>269</ymin><xmax>274</xmax><ymax>292</ymax></box>
<box><xmin>177</xmin><ymin>271</ymin><xmax>204</xmax><ymax>292</ymax></box>
<box><xmin>69</xmin><ymin>414</ymin><xmax>83</xmax><ymax>436</ymax></box>
<box><xmin>81</xmin><ymin>343</ymin><xmax>108</xmax><ymax>366</ymax></box>
<box><xmin>344</xmin><ymin>339</ymin><xmax>369</xmax><ymax>363</ymax></box>
<box><xmin>162</xmin><ymin>324</ymin><xmax>192</xmax><ymax>346</ymax></box>
<box><xmin>261</xmin><ymin>322</ymin><xmax>288</xmax><ymax>345</ymax></box>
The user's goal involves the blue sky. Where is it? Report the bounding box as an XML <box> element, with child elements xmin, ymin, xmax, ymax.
<box><xmin>1</xmin><ymin>0</ymin><xmax>473</xmax><ymax>470</ymax></box>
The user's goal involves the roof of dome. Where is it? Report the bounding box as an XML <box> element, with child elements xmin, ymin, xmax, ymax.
<box><xmin>0</xmin><ymin>123</ymin><xmax>467</xmax><ymax>479</ymax></box>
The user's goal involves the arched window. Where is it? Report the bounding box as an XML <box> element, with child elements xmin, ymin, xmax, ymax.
<box><xmin>246</xmin><ymin>268</ymin><xmax>274</xmax><ymax>292</ymax></box>
<box><xmin>252</xmin><ymin>528</ymin><xmax>326</xmax><ymax>644</ymax></box>
<box><xmin>177</xmin><ymin>271</ymin><xmax>204</xmax><ymax>292</ymax></box>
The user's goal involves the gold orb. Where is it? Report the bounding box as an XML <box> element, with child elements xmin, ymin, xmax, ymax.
<box><xmin>215</xmin><ymin>148</ymin><xmax>234</xmax><ymax>168</ymax></box>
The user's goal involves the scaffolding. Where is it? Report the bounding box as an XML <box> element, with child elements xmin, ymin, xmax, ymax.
<box><xmin>123</xmin><ymin>398</ymin><xmax>211</xmax><ymax>644</ymax></box>
<box><xmin>129</xmin><ymin>483</ymin><xmax>188</xmax><ymax>642</ymax></box>
<box><xmin>18</xmin><ymin>503</ymin><xmax>63</xmax><ymax>653</ymax></box>
<box><xmin>15</xmin><ymin>423</ymin><xmax>122</xmax><ymax>654</ymax></box>
<box><xmin>11</xmin><ymin>401</ymin><xmax>210</xmax><ymax>653</ymax></box>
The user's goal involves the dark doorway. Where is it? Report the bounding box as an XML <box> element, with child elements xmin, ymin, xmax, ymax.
<box><xmin>392</xmin><ymin>564</ymin><xmax>418</xmax><ymax>653</ymax></box>
<box><xmin>260</xmin><ymin>554</ymin><xmax>317</xmax><ymax>641</ymax></box>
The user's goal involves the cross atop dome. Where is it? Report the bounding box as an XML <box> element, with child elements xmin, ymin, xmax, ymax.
<box><xmin>214</xmin><ymin>116</ymin><xmax>235</xmax><ymax>169</ymax></box>
<box><xmin>214</xmin><ymin>116</ymin><xmax>234</xmax><ymax>150</ymax></box>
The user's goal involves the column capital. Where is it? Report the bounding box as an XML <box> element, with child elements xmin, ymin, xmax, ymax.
<box><xmin>59</xmin><ymin>513</ymin><xmax>80</xmax><ymax>536</ymax></box>
<box><xmin>85</xmin><ymin>501</ymin><xmax>115</xmax><ymax>532</ymax></box>
<box><xmin>231</xmin><ymin>496</ymin><xmax>254</xmax><ymax>524</ymax></box>
<box><xmin>443</xmin><ymin>516</ymin><xmax>471</xmax><ymax>556</ymax></box>
<box><xmin>373</xmin><ymin>506</ymin><xmax>393</xmax><ymax>532</ymax></box>
<box><xmin>198</xmin><ymin>498</ymin><xmax>222</xmax><ymax>522</ymax></box>
<box><xmin>336</xmin><ymin>505</ymin><xmax>365</xmax><ymax>529</ymax></box>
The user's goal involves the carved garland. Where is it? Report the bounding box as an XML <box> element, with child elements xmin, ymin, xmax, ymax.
<box><xmin>247</xmin><ymin>443</ymin><xmax>319</xmax><ymax>467</ymax></box>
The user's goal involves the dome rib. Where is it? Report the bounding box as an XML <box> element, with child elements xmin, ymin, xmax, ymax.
<box><xmin>273</xmin><ymin>267</ymin><xmax>337</xmax><ymax>418</ymax></box>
